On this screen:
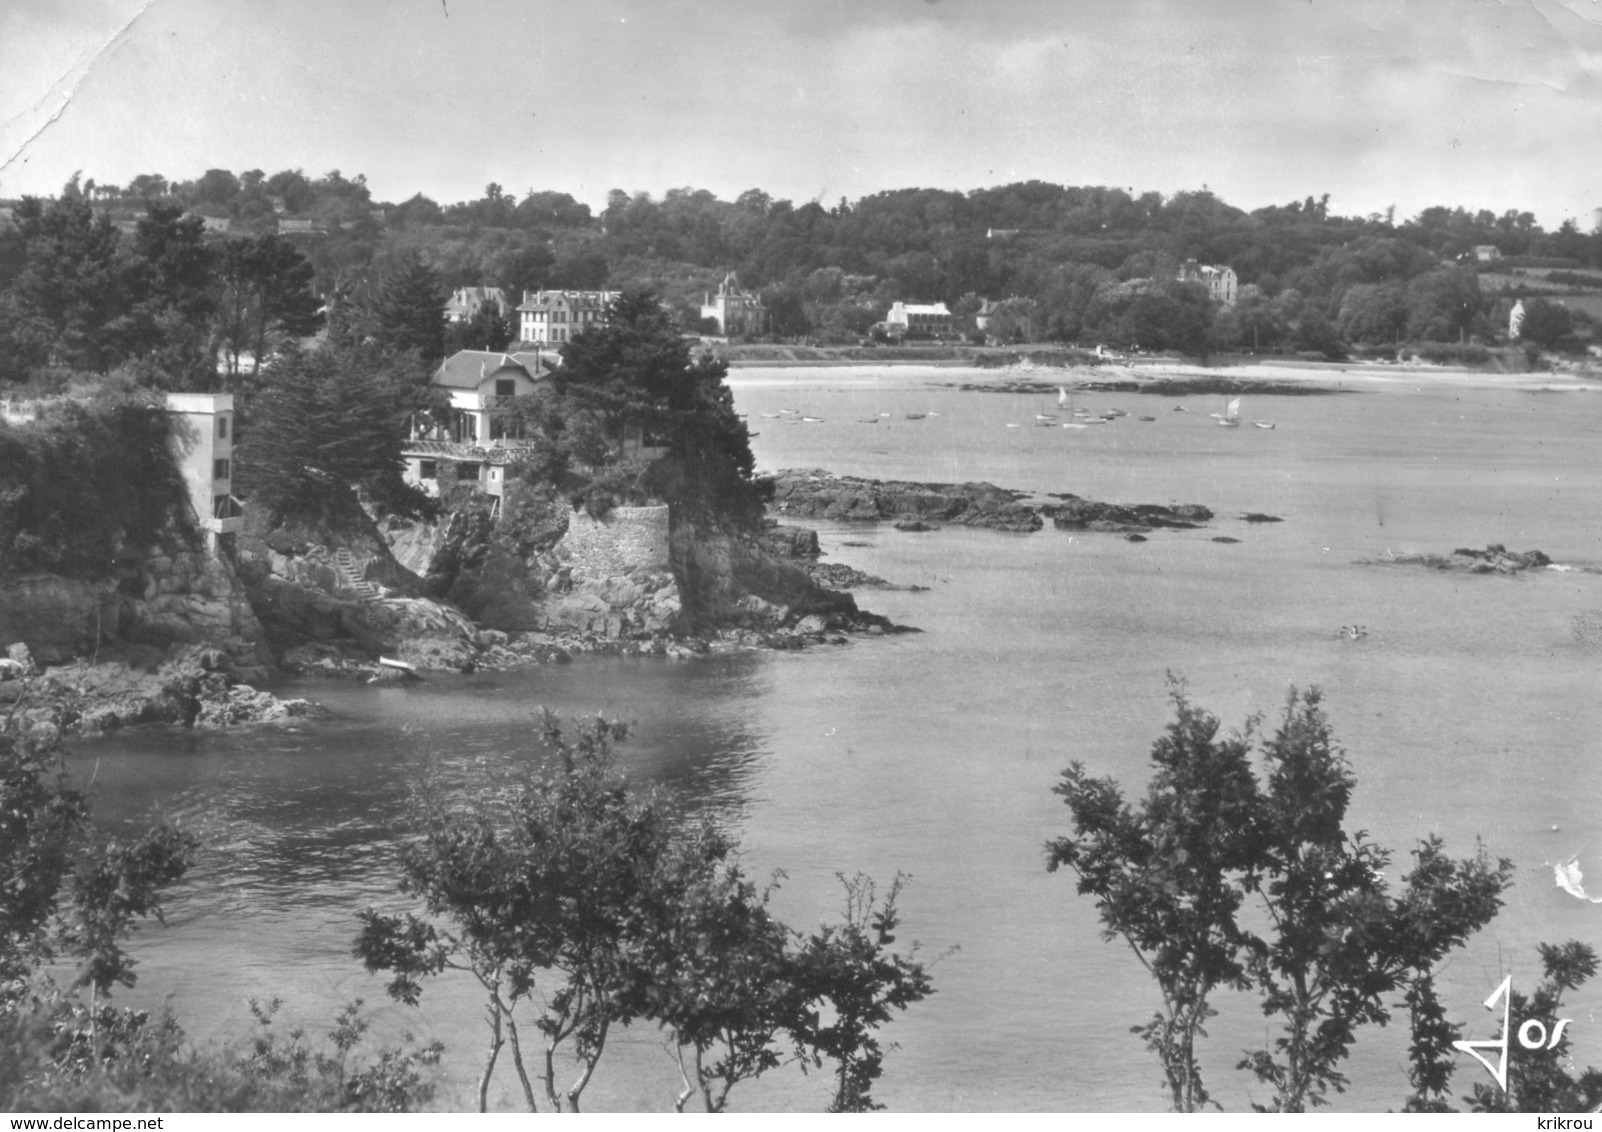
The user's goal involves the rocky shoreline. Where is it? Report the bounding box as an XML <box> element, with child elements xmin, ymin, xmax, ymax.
<box><xmin>0</xmin><ymin>472</ymin><xmax>922</xmax><ymax>737</ymax></box>
<box><xmin>0</xmin><ymin>643</ymin><xmax>310</xmax><ymax>742</ymax></box>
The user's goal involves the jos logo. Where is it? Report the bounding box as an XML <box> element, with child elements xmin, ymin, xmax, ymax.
<box><xmin>1453</xmin><ymin>975</ymin><xmax>1573</xmax><ymax>1091</ymax></box>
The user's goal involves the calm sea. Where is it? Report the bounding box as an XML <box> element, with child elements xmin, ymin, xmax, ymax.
<box><xmin>74</xmin><ymin>364</ymin><xmax>1602</xmax><ymax>1112</ymax></box>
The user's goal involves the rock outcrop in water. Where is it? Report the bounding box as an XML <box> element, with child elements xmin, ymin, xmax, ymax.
<box><xmin>0</xmin><ymin>643</ymin><xmax>308</xmax><ymax>742</ymax></box>
<box><xmin>1045</xmin><ymin>497</ymin><xmax>1213</xmax><ymax>533</ymax></box>
<box><xmin>1370</xmin><ymin>543</ymin><xmax>1557</xmax><ymax>574</ymax></box>
<box><xmin>769</xmin><ymin>469</ymin><xmax>1043</xmax><ymax>531</ymax></box>
<box><xmin>766</xmin><ymin>468</ymin><xmax>1216</xmax><ymax>536</ymax></box>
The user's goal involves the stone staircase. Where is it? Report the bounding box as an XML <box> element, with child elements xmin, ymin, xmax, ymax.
<box><xmin>331</xmin><ymin>548</ymin><xmax>382</xmax><ymax>600</ymax></box>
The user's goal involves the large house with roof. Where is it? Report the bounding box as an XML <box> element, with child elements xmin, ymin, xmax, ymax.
<box><xmin>402</xmin><ymin>350</ymin><xmax>549</xmax><ymax>499</ymax></box>
<box><xmin>402</xmin><ymin>348</ymin><xmax>669</xmax><ymax>500</ymax></box>
<box><xmin>516</xmin><ymin>290</ymin><xmax>619</xmax><ymax>346</ymax></box>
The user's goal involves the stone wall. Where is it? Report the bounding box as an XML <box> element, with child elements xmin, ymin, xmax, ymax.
<box><xmin>555</xmin><ymin>505</ymin><xmax>670</xmax><ymax>580</ymax></box>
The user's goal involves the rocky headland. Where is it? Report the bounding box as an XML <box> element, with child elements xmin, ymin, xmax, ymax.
<box><xmin>0</xmin><ymin>466</ymin><xmax>905</xmax><ymax>737</ymax></box>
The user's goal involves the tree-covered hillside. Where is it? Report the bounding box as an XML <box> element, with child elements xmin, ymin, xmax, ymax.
<box><xmin>5</xmin><ymin>169</ymin><xmax>1600</xmax><ymax>373</ymax></box>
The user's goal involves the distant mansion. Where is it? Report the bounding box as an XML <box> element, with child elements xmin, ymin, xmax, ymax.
<box><xmin>700</xmin><ymin>272</ymin><xmax>766</xmax><ymax>336</ymax></box>
<box><xmin>1177</xmin><ymin>260</ymin><xmax>1238</xmax><ymax>306</ymax></box>
<box><xmin>885</xmin><ymin>301</ymin><xmax>953</xmax><ymax>336</ymax></box>
<box><xmin>516</xmin><ymin>290</ymin><xmax>619</xmax><ymax>345</ymax></box>
<box><xmin>445</xmin><ymin>286</ymin><xmax>511</xmax><ymax>323</ymax></box>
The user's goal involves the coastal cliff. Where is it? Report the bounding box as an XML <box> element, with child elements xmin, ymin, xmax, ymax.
<box><xmin>377</xmin><ymin>477</ymin><xmax>893</xmax><ymax>656</ymax></box>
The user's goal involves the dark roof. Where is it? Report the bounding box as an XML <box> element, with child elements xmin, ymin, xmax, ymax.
<box><xmin>515</xmin><ymin>289</ymin><xmax>617</xmax><ymax>313</ymax></box>
<box><xmin>432</xmin><ymin>350</ymin><xmax>549</xmax><ymax>390</ymax></box>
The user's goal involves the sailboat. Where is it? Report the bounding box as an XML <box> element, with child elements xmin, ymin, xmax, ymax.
<box><xmin>1212</xmin><ymin>397</ymin><xmax>1242</xmax><ymax>428</ymax></box>
<box><xmin>1056</xmin><ymin>385</ymin><xmax>1089</xmax><ymax>429</ymax></box>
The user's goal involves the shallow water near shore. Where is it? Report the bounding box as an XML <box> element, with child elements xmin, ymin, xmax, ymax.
<box><xmin>76</xmin><ymin>364</ymin><xmax>1602</xmax><ymax>1111</ymax></box>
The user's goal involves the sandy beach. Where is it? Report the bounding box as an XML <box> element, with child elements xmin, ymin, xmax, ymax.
<box><xmin>726</xmin><ymin>352</ymin><xmax>1602</xmax><ymax>395</ymax></box>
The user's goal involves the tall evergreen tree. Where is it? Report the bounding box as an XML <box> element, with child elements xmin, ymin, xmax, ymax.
<box><xmin>4</xmin><ymin>195</ymin><xmax>127</xmax><ymax>374</ymax></box>
<box><xmin>213</xmin><ymin>233</ymin><xmax>324</xmax><ymax>380</ymax></box>
<box><xmin>119</xmin><ymin>201</ymin><xmax>217</xmax><ymax>387</ymax></box>
<box><xmin>376</xmin><ymin>254</ymin><xmax>446</xmax><ymax>364</ymax></box>
<box><xmin>235</xmin><ymin>342</ymin><xmax>434</xmax><ymax>521</ymax></box>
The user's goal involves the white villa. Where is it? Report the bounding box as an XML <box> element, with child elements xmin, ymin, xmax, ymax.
<box><xmin>699</xmin><ymin>272</ymin><xmax>766</xmax><ymax>336</ymax></box>
<box><xmin>1177</xmin><ymin>260</ymin><xmax>1239</xmax><ymax>306</ymax></box>
<box><xmin>516</xmin><ymin>290</ymin><xmax>619</xmax><ymax>346</ymax></box>
<box><xmin>403</xmin><ymin>350</ymin><xmax>549</xmax><ymax>498</ymax></box>
<box><xmin>885</xmin><ymin>301</ymin><xmax>953</xmax><ymax>336</ymax></box>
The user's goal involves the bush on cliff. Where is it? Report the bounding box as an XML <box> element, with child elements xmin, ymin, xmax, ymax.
<box><xmin>0</xmin><ymin>389</ymin><xmax>188</xmax><ymax>580</ymax></box>
<box><xmin>554</xmin><ymin>289</ymin><xmax>763</xmax><ymax>530</ymax></box>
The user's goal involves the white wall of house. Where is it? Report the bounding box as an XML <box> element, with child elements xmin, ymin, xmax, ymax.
<box><xmin>165</xmin><ymin>392</ymin><xmax>239</xmax><ymax>549</ymax></box>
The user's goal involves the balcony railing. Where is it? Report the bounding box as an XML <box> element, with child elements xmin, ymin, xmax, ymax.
<box><xmin>402</xmin><ymin>438</ymin><xmax>540</xmax><ymax>458</ymax></box>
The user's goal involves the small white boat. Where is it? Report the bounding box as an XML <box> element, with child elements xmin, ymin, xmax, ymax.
<box><xmin>1061</xmin><ymin>420</ymin><xmax>1090</xmax><ymax>430</ymax></box>
<box><xmin>1005</xmin><ymin>422</ymin><xmax>1022</xmax><ymax>428</ymax></box>
<box><xmin>1253</xmin><ymin>421</ymin><xmax>1276</xmax><ymax>430</ymax></box>
<box><xmin>760</xmin><ymin>411</ymin><xmax>781</xmax><ymax>418</ymax></box>
<box><xmin>1035</xmin><ymin>413</ymin><xmax>1058</xmax><ymax>422</ymax></box>
<box><xmin>779</xmin><ymin>408</ymin><xmax>799</xmax><ymax>415</ymax></box>
<box><xmin>801</xmin><ymin>416</ymin><xmax>824</xmax><ymax>423</ymax></box>
<box><xmin>1214</xmin><ymin>397</ymin><xmax>1242</xmax><ymax>428</ymax></box>
<box><xmin>378</xmin><ymin>657</ymin><xmax>424</xmax><ymax>679</ymax></box>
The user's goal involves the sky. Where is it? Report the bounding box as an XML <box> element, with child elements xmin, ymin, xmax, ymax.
<box><xmin>2</xmin><ymin>0</ymin><xmax>1601</xmax><ymax>228</ymax></box>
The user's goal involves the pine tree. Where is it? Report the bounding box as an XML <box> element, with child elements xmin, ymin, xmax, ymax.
<box><xmin>376</xmin><ymin>254</ymin><xmax>446</xmax><ymax>364</ymax></box>
<box><xmin>236</xmin><ymin>342</ymin><xmax>433</xmax><ymax>520</ymax></box>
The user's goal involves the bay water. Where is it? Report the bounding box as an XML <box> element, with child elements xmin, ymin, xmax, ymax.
<box><xmin>74</xmin><ymin>364</ymin><xmax>1602</xmax><ymax>1111</ymax></box>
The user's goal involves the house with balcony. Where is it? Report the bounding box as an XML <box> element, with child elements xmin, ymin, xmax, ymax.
<box><xmin>516</xmin><ymin>290</ymin><xmax>618</xmax><ymax>346</ymax></box>
<box><xmin>403</xmin><ymin>350</ymin><xmax>550</xmax><ymax>498</ymax></box>
<box><xmin>165</xmin><ymin>393</ymin><xmax>242</xmax><ymax>551</ymax></box>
